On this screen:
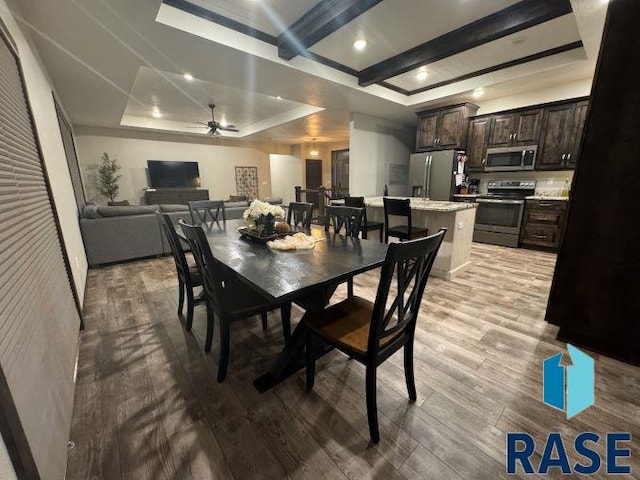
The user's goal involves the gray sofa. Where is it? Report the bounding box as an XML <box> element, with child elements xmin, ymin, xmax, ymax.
<box><xmin>80</xmin><ymin>198</ymin><xmax>283</xmax><ymax>266</ymax></box>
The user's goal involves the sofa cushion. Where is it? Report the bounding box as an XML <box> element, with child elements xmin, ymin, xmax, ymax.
<box><xmin>159</xmin><ymin>204</ymin><xmax>190</xmax><ymax>213</ymax></box>
<box><xmin>224</xmin><ymin>201</ymin><xmax>249</xmax><ymax>209</ymax></box>
<box><xmin>262</xmin><ymin>197</ymin><xmax>283</xmax><ymax>205</ymax></box>
<box><xmin>82</xmin><ymin>203</ymin><xmax>102</xmax><ymax>219</ymax></box>
<box><xmin>97</xmin><ymin>205</ymin><xmax>159</xmax><ymax>217</ymax></box>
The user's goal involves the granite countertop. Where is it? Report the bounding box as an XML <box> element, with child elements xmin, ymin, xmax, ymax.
<box><xmin>453</xmin><ymin>194</ymin><xmax>479</xmax><ymax>198</ymax></box>
<box><xmin>525</xmin><ymin>196</ymin><xmax>569</xmax><ymax>201</ymax></box>
<box><xmin>364</xmin><ymin>196</ymin><xmax>477</xmax><ymax>212</ymax></box>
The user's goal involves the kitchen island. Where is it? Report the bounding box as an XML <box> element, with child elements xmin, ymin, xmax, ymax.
<box><xmin>365</xmin><ymin>197</ymin><xmax>477</xmax><ymax>279</ymax></box>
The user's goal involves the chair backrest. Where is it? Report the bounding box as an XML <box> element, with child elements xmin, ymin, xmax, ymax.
<box><xmin>324</xmin><ymin>206</ymin><xmax>363</xmax><ymax>238</ymax></box>
<box><xmin>188</xmin><ymin>200</ymin><xmax>226</xmax><ymax>225</ymax></box>
<box><xmin>383</xmin><ymin>197</ymin><xmax>412</xmax><ymax>230</ymax></box>
<box><xmin>368</xmin><ymin>228</ymin><xmax>446</xmax><ymax>356</ymax></box>
<box><xmin>344</xmin><ymin>196</ymin><xmax>370</xmax><ymax>228</ymax></box>
<box><xmin>157</xmin><ymin>213</ymin><xmax>190</xmax><ymax>282</ymax></box>
<box><xmin>287</xmin><ymin>202</ymin><xmax>313</xmax><ymax>229</ymax></box>
<box><xmin>178</xmin><ymin>220</ymin><xmax>225</xmax><ymax>313</ymax></box>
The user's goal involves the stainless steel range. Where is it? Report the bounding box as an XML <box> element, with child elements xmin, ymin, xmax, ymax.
<box><xmin>473</xmin><ymin>180</ymin><xmax>536</xmax><ymax>247</ymax></box>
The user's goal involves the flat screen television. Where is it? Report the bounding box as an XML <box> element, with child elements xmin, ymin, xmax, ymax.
<box><xmin>148</xmin><ymin>160</ymin><xmax>200</xmax><ymax>188</ymax></box>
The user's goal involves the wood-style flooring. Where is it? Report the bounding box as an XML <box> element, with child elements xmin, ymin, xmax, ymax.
<box><xmin>67</xmin><ymin>243</ymin><xmax>640</xmax><ymax>479</ymax></box>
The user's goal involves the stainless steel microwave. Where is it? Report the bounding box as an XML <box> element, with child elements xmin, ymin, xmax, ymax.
<box><xmin>484</xmin><ymin>145</ymin><xmax>537</xmax><ymax>172</ymax></box>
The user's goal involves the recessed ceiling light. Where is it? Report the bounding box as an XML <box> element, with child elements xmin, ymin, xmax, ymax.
<box><xmin>152</xmin><ymin>106</ymin><xmax>162</xmax><ymax>118</ymax></box>
<box><xmin>416</xmin><ymin>69</ymin><xmax>428</xmax><ymax>81</ymax></box>
<box><xmin>472</xmin><ymin>88</ymin><xmax>485</xmax><ymax>98</ymax></box>
<box><xmin>276</xmin><ymin>96</ymin><xmax>282</xmax><ymax>100</ymax></box>
<box><xmin>184</xmin><ymin>73</ymin><xmax>194</xmax><ymax>81</ymax></box>
<box><xmin>353</xmin><ymin>39</ymin><xmax>367</xmax><ymax>51</ymax></box>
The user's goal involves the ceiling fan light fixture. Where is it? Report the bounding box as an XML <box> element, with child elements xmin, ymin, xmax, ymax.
<box><xmin>184</xmin><ymin>73</ymin><xmax>194</xmax><ymax>81</ymax></box>
<box><xmin>472</xmin><ymin>88</ymin><xmax>485</xmax><ymax>98</ymax></box>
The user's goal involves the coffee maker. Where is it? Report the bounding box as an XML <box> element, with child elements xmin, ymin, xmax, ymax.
<box><xmin>469</xmin><ymin>179</ymin><xmax>480</xmax><ymax>194</ymax></box>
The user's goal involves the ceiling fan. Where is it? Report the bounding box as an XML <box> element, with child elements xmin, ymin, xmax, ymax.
<box><xmin>190</xmin><ymin>103</ymin><xmax>239</xmax><ymax>136</ymax></box>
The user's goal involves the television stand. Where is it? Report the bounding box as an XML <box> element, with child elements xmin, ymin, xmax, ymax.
<box><xmin>145</xmin><ymin>188</ymin><xmax>209</xmax><ymax>205</ymax></box>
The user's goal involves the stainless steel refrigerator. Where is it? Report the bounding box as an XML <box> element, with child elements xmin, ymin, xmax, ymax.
<box><xmin>409</xmin><ymin>150</ymin><xmax>457</xmax><ymax>200</ymax></box>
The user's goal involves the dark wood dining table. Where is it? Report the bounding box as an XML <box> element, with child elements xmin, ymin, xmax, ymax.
<box><xmin>177</xmin><ymin>219</ymin><xmax>389</xmax><ymax>392</ymax></box>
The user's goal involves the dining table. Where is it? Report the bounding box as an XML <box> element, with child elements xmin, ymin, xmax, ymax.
<box><xmin>176</xmin><ymin>219</ymin><xmax>389</xmax><ymax>392</ymax></box>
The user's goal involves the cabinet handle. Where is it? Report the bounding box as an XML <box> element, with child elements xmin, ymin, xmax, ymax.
<box><xmin>533</xmin><ymin>234</ymin><xmax>548</xmax><ymax>239</ymax></box>
<box><xmin>482</xmin><ymin>158</ymin><xmax>486</xmax><ymax>164</ymax></box>
<box><xmin>562</xmin><ymin>154</ymin><xmax>566</xmax><ymax>160</ymax></box>
<box><xmin>538</xmin><ymin>203</ymin><xmax>553</xmax><ymax>207</ymax></box>
<box><xmin>514</xmin><ymin>133</ymin><xmax>518</xmax><ymax>140</ymax></box>
<box><xmin>509</xmin><ymin>133</ymin><xmax>513</xmax><ymax>140</ymax></box>
<box><xmin>567</xmin><ymin>153</ymin><xmax>571</xmax><ymax>161</ymax></box>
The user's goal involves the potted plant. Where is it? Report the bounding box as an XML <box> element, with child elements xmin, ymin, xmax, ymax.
<box><xmin>98</xmin><ymin>152</ymin><xmax>122</xmax><ymax>205</ymax></box>
<box><xmin>242</xmin><ymin>199</ymin><xmax>285</xmax><ymax>236</ymax></box>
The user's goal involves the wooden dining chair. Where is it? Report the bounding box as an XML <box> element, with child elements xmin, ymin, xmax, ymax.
<box><xmin>324</xmin><ymin>205</ymin><xmax>364</xmax><ymax>297</ymax></box>
<box><xmin>383</xmin><ymin>197</ymin><xmax>428</xmax><ymax>243</ymax></box>
<box><xmin>179</xmin><ymin>220</ymin><xmax>292</xmax><ymax>382</ymax></box>
<box><xmin>344</xmin><ymin>196</ymin><xmax>384</xmax><ymax>242</ymax></box>
<box><xmin>157</xmin><ymin>213</ymin><xmax>203</xmax><ymax>330</ymax></box>
<box><xmin>304</xmin><ymin>228</ymin><xmax>446</xmax><ymax>443</ymax></box>
<box><xmin>286</xmin><ymin>202</ymin><xmax>313</xmax><ymax>229</ymax></box>
<box><xmin>188</xmin><ymin>200</ymin><xmax>226</xmax><ymax>225</ymax></box>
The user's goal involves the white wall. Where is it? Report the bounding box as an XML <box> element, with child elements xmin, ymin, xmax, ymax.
<box><xmin>349</xmin><ymin>113</ymin><xmax>414</xmax><ymax>197</ymax></box>
<box><xmin>74</xmin><ymin>132</ymin><xmax>274</xmax><ymax>204</ymax></box>
<box><xmin>270</xmin><ymin>154</ymin><xmax>303</xmax><ymax>205</ymax></box>
<box><xmin>0</xmin><ymin>0</ymin><xmax>88</xmax><ymax>302</ymax></box>
<box><xmin>476</xmin><ymin>78</ymin><xmax>593</xmax><ymax>115</ymax></box>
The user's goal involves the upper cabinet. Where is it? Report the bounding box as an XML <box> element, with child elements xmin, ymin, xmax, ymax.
<box><xmin>466</xmin><ymin>117</ymin><xmax>491</xmax><ymax>172</ymax></box>
<box><xmin>415</xmin><ymin>103</ymin><xmax>479</xmax><ymax>152</ymax></box>
<box><xmin>487</xmin><ymin>108</ymin><xmax>544</xmax><ymax>148</ymax></box>
<box><xmin>537</xmin><ymin>100</ymin><xmax>589</xmax><ymax>170</ymax></box>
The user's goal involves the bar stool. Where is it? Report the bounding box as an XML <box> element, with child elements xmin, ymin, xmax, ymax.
<box><xmin>383</xmin><ymin>197</ymin><xmax>428</xmax><ymax>243</ymax></box>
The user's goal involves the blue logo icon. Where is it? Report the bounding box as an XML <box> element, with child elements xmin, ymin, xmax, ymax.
<box><xmin>543</xmin><ymin>344</ymin><xmax>594</xmax><ymax>419</ymax></box>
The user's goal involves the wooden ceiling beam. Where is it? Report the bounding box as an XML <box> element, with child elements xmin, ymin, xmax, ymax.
<box><xmin>278</xmin><ymin>0</ymin><xmax>383</xmax><ymax>61</ymax></box>
<box><xmin>358</xmin><ymin>0</ymin><xmax>574</xmax><ymax>87</ymax></box>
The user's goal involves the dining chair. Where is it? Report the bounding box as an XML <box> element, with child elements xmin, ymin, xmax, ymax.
<box><xmin>179</xmin><ymin>220</ymin><xmax>292</xmax><ymax>382</ymax></box>
<box><xmin>344</xmin><ymin>196</ymin><xmax>384</xmax><ymax>242</ymax></box>
<box><xmin>188</xmin><ymin>200</ymin><xmax>226</xmax><ymax>225</ymax></box>
<box><xmin>304</xmin><ymin>229</ymin><xmax>446</xmax><ymax>443</ymax></box>
<box><xmin>157</xmin><ymin>213</ymin><xmax>203</xmax><ymax>330</ymax></box>
<box><xmin>286</xmin><ymin>202</ymin><xmax>313</xmax><ymax>229</ymax></box>
<box><xmin>323</xmin><ymin>205</ymin><xmax>363</xmax><ymax>238</ymax></box>
<box><xmin>324</xmin><ymin>205</ymin><xmax>364</xmax><ymax>297</ymax></box>
<box><xmin>383</xmin><ymin>197</ymin><xmax>428</xmax><ymax>243</ymax></box>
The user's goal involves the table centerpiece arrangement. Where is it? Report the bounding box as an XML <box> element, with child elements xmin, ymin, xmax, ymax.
<box><xmin>239</xmin><ymin>199</ymin><xmax>287</xmax><ymax>241</ymax></box>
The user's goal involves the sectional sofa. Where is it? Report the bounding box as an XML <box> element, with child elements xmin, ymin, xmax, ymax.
<box><xmin>80</xmin><ymin>198</ymin><xmax>282</xmax><ymax>266</ymax></box>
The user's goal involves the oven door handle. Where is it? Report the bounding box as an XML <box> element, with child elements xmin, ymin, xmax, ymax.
<box><xmin>476</xmin><ymin>198</ymin><xmax>525</xmax><ymax>205</ymax></box>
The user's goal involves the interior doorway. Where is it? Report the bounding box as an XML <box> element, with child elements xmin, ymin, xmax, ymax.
<box><xmin>305</xmin><ymin>159</ymin><xmax>322</xmax><ymax>210</ymax></box>
<box><xmin>331</xmin><ymin>149</ymin><xmax>349</xmax><ymax>196</ymax></box>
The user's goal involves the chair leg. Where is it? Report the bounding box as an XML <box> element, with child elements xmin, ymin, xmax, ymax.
<box><xmin>217</xmin><ymin>319</ymin><xmax>230</xmax><ymax>382</ymax></box>
<box><xmin>404</xmin><ymin>342</ymin><xmax>417</xmax><ymax>402</ymax></box>
<box><xmin>378</xmin><ymin>226</ymin><xmax>383</xmax><ymax>243</ymax></box>
<box><xmin>204</xmin><ymin>301</ymin><xmax>215</xmax><ymax>353</ymax></box>
<box><xmin>347</xmin><ymin>278</ymin><xmax>354</xmax><ymax>298</ymax></box>
<box><xmin>177</xmin><ymin>280</ymin><xmax>185</xmax><ymax>315</ymax></box>
<box><xmin>366</xmin><ymin>365</ymin><xmax>380</xmax><ymax>444</ymax></box>
<box><xmin>280</xmin><ymin>303</ymin><xmax>292</xmax><ymax>344</ymax></box>
<box><xmin>305</xmin><ymin>330</ymin><xmax>315</xmax><ymax>391</ymax></box>
<box><xmin>185</xmin><ymin>287</ymin><xmax>195</xmax><ymax>331</ymax></box>
<box><xmin>261</xmin><ymin>312</ymin><xmax>268</xmax><ymax>330</ymax></box>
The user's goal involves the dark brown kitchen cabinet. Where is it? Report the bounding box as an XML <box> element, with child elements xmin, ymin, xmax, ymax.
<box><xmin>487</xmin><ymin>108</ymin><xmax>543</xmax><ymax>148</ymax></box>
<box><xmin>537</xmin><ymin>100</ymin><xmax>589</xmax><ymax>170</ymax></box>
<box><xmin>466</xmin><ymin>117</ymin><xmax>490</xmax><ymax>172</ymax></box>
<box><xmin>520</xmin><ymin>199</ymin><xmax>567</xmax><ymax>251</ymax></box>
<box><xmin>415</xmin><ymin>103</ymin><xmax>478</xmax><ymax>152</ymax></box>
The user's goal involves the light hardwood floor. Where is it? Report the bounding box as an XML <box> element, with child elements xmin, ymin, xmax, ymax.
<box><xmin>67</xmin><ymin>243</ymin><xmax>640</xmax><ymax>479</ymax></box>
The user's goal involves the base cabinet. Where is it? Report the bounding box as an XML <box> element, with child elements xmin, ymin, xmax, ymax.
<box><xmin>520</xmin><ymin>199</ymin><xmax>567</xmax><ymax>251</ymax></box>
<box><xmin>145</xmin><ymin>188</ymin><xmax>209</xmax><ymax>205</ymax></box>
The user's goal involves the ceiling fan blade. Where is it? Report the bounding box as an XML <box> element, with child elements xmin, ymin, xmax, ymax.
<box><xmin>186</xmin><ymin>126</ymin><xmax>208</xmax><ymax>129</ymax></box>
<box><xmin>217</xmin><ymin>126</ymin><xmax>239</xmax><ymax>132</ymax></box>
